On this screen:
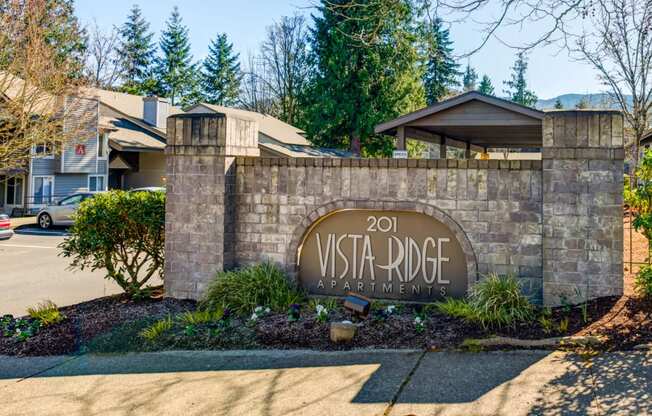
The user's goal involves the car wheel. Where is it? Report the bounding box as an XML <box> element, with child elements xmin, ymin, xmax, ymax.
<box><xmin>38</xmin><ymin>213</ymin><xmax>52</xmax><ymax>230</ymax></box>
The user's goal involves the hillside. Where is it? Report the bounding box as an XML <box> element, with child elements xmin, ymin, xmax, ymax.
<box><xmin>536</xmin><ymin>93</ymin><xmax>632</xmax><ymax>110</ymax></box>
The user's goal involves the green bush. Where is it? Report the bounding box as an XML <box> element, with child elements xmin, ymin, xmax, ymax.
<box><xmin>200</xmin><ymin>263</ymin><xmax>304</xmax><ymax>315</ymax></box>
<box><xmin>635</xmin><ymin>265</ymin><xmax>652</xmax><ymax>298</ymax></box>
<box><xmin>27</xmin><ymin>300</ymin><xmax>65</xmax><ymax>326</ymax></box>
<box><xmin>59</xmin><ymin>190</ymin><xmax>165</xmax><ymax>299</ymax></box>
<box><xmin>437</xmin><ymin>273</ymin><xmax>535</xmax><ymax>329</ymax></box>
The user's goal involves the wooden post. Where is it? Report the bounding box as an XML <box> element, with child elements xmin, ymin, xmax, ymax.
<box><xmin>439</xmin><ymin>136</ymin><xmax>447</xmax><ymax>159</ymax></box>
<box><xmin>465</xmin><ymin>142</ymin><xmax>472</xmax><ymax>159</ymax></box>
<box><xmin>396</xmin><ymin>126</ymin><xmax>406</xmax><ymax>150</ymax></box>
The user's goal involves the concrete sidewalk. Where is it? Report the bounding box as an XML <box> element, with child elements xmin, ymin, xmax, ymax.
<box><xmin>0</xmin><ymin>349</ymin><xmax>650</xmax><ymax>416</ymax></box>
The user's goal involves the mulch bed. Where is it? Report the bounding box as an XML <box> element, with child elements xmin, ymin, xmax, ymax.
<box><xmin>0</xmin><ymin>294</ymin><xmax>195</xmax><ymax>356</ymax></box>
<box><xmin>2</xmin><ymin>292</ymin><xmax>649</xmax><ymax>356</ymax></box>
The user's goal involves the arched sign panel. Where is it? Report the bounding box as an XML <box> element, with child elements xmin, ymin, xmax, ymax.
<box><xmin>298</xmin><ymin>210</ymin><xmax>468</xmax><ymax>302</ymax></box>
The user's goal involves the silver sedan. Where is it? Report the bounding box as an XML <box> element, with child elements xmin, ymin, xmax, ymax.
<box><xmin>36</xmin><ymin>193</ymin><xmax>96</xmax><ymax>229</ymax></box>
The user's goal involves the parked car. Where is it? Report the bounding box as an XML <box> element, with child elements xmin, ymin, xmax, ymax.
<box><xmin>0</xmin><ymin>214</ymin><xmax>13</xmax><ymax>240</ymax></box>
<box><xmin>36</xmin><ymin>193</ymin><xmax>97</xmax><ymax>229</ymax></box>
<box><xmin>129</xmin><ymin>187</ymin><xmax>165</xmax><ymax>193</ymax></box>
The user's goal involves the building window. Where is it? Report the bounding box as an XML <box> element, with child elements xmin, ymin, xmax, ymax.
<box><xmin>6</xmin><ymin>177</ymin><xmax>23</xmax><ymax>205</ymax></box>
<box><xmin>32</xmin><ymin>176</ymin><xmax>54</xmax><ymax>205</ymax></box>
<box><xmin>88</xmin><ymin>175</ymin><xmax>106</xmax><ymax>192</ymax></box>
<box><xmin>33</xmin><ymin>143</ymin><xmax>54</xmax><ymax>159</ymax></box>
<box><xmin>97</xmin><ymin>133</ymin><xmax>108</xmax><ymax>159</ymax></box>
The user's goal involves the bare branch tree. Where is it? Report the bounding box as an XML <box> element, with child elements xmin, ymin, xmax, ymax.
<box><xmin>0</xmin><ymin>0</ymin><xmax>89</xmax><ymax>175</ymax></box>
<box><xmin>260</xmin><ymin>14</ymin><xmax>311</xmax><ymax>125</ymax></box>
<box><xmin>573</xmin><ymin>0</ymin><xmax>652</xmax><ymax>165</ymax></box>
<box><xmin>239</xmin><ymin>52</ymin><xmax>276</xmax><ymax>115</ymax></box>
<box><xmin>84</xmin><ymin>21</ymin><xmax>120</xmax><ymax>89</ymax></box>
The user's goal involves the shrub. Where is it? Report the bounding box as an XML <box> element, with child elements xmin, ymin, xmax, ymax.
<box><xmin>27</xmin><ymin>300</ymin><xmax>65</xmax><ymax>326</ymax></box>
<box><xmin>178</xmin><ymin>309</ymin><xmax>225</xmax><ymax>326</ymax></box>
<box><xmin>436</xmin><ymin>298</ymin><xmax>478</xmax><ymax>320</ymax></box>
<box><xmin>60</xmin><ymin>190</ymin><xmax>165</xmax><ymax>299</ymax></box>
<box><xmin>635</xmin><ymin>264</ymin><xmax>652</xmax><ymax>298</ymax></box>
<box><xmin>437</xmin><ymin>273</ymin><xmax>535</xmax><ymax>329</ymax></box>
<box><xmin>140</xmin><ymin>316</ymin><xmax>173</xmax><ymax>341</ymax></box>
<box><xmin>200</xmin><ymin>263</ymin><xmax>305</xmax><ymax>315</ymax></box>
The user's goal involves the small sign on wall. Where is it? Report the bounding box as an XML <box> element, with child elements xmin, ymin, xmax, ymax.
<box><xmin>75</xmin><ymin>144</ymin><xmax>86</xmax><ymax>156</ymax></box>
<box><xmin>392</xmin><ymin>150</ymin><xmax>408</xmax><ymax>159</ymax></box>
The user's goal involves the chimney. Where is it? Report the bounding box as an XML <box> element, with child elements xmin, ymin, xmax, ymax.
<box><xmin>143</xmin><ymin>96</ymin><xmax>169</xmax><ymax>130</ymax></box>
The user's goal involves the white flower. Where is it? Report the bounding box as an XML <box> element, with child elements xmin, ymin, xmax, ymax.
<box><xmin>315</xmin><ymin>304</ymin><xmax>325</xmax><ymax>314</ymax></box>
<box><xmin>265</xmin><ymin>307</ymin><xmax>271</xmax><ymax>314</ymax></box>
<box><xmin>414</xmin><ymin>316</ymin><xmax>422</xmax><ymax>324</ymax></box>
<box><xmin>386</xmin><ymin>305</ymin><xmax>396</xmax><ymax>314</ymax></box>
<box><xmin>250</xmin><ymin>312</ymin><xmax>258</xmax><ymax>321</ymax></box>
<box><xmin>254</xmin><ymin>306</ymin><xmax>263</xmax><ymax>314</ymax></box>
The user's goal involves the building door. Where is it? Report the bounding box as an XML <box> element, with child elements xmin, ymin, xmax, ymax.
<box><xmin>4</xmin><ymin>176</ymin><xmax>24</xmax><ymax>215</ymax></box>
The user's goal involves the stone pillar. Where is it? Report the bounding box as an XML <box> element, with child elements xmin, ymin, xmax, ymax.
<box><xmin>164</xmin><ymin>113</ymin><xmax>259</xmax><ymax>299</ymax></box>
<box><xmin>542</xmin><ymin>110</ymin><xmax>624</xmax><ymax>306</ymax></box>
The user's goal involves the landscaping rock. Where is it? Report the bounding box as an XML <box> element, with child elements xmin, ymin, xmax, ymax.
<box><xmin>467</xmin><ymin>335</ymin><xmax>607</xmax><ymax>349</ymax></box>
<box><xmin>330</xmin><ymin>322</ymin><xmax>356</xmax><ymax>343</ymax></box>
<box><xmin>633</xmin><ymin>343</ymin><xmax>652</xmax><ymax>351</ymax></box>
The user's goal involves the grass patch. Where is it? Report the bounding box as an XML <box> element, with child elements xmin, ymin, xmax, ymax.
<box><xmin>200</xmin><ymin>263</ymin><xmax>305</xmax><ymax>315</ymax></box>
<box><xmin>27</xmin><ymin>300</ymin><xmax>65</xmax><ymax>326</ymax></box>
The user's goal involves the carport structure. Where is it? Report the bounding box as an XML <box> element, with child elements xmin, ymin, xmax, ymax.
<box><xmin>375</xmin><ymin>91</ymin><xmax>545</xmax><ymax>157</ymax></box>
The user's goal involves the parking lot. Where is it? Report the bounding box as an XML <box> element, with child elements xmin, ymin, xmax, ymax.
<box><xmin>0</xmin><ymin>231</ymin><xmax>120</xmax><ymax>316</ymax></box>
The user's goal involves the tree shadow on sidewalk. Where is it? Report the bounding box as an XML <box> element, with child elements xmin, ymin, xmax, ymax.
<box><xmin>529</xmin><ymin>351</ymin><xmax>652</xmax><ymax>415</ymax></box>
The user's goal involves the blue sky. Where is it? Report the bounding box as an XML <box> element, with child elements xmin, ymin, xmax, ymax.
<box><xmin>76</xmin><ymin>0</ymin><xmax>603</xmax><ymax>99</ymax></box>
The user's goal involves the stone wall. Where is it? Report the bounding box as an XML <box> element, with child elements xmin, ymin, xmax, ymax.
<box><xmin>231</xmin><ymin>158</ymin><xmax>544</xmax><ymax>301</ymax></box>
<box><xmin>164</xmin><ymin>111</ymin><xmax>624</xmax><ymax>306</ymax></box>
<box><xmin>542</xmin><ymin>111</ymin><xmax>624</xmax><ymax>304</ymax></box>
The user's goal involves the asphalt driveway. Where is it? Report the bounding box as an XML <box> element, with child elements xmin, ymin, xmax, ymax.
<box><xmin>0</xmin><ymin>232</ymin><xmax>120</xmax><ymax>316</ymax></box>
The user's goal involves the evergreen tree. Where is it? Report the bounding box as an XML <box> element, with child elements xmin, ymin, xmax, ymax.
<box><xmin>554</xmin><ymin>97</ymin><xmax>564</xmax><ymax>109</ymax></box>
<box><xmin>155</xmin><ymin>7</ymin><xmax>197</xmax><ymax>105</ymax></box>
<box><xmin>462</xmin><ymin>63</ymin><xmax>478</xmax><ymax>91</ymax></box>
<box><xmin>201</xmin><ymin>33</ymin><xmax>241</xmax><ymax>106</ymax></box>
<box><xmin>503</xmin><ymin>52</ymin><xmax>538</xmax><ymax>107</ymax></box>
<box><xmin>303</xmin><ymin>0</ymin><xmax>424</xmax><ymax>156</ymax></box>
<box><xmin>575</xmin><ymin>96</ymin><xmax>589</xmax><ymax>109</ymax></box>
<box><xmin>478</xmin><ymin>74</ymin><xmax>495</xmax><ymax>95</ymax></box>
<box><xmin>422</xmin><ymin>17</ymin><xmax>460</xmax><ymax>104</ymax></box>
<box><xmin>117</xmin><ymin>4</ymin><xmax>156</xmax><ymax>95</ymax></box>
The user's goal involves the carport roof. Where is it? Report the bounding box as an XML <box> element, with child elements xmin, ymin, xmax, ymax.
<box><xmin>375</xmin><ymin>91</ymin><xmax>545</xmax><ymax>148</ymax></box>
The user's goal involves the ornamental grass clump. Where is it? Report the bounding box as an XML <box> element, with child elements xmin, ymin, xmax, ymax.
<box><xmin>437</xmin><ymin>273</ymin><xmax>535</xmax><ymax>329</ymax></box>
<box><xmin>200</xmin><ymin>263</ymin><xmax>305</xmax><ymax>315</ymax></box>
<box><xmin>27</xmin><ymin>300</ymin><xmax>65</xmax><ymax>326</ymax></box>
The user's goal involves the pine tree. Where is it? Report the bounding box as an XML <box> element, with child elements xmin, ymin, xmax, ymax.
<box><xmin>478</xmin><ymin>74</ymin><xmax>495</xmax><ymax>95</ymax></box>
<box><xmin>422</xmin><ymin>17</ymin><xmax>460</xmax><ymax>104</ymax></box>
<box><xmin>303</xmin><ymin>0</ymin><xmax>424</xmax><ymax>156</ymax></box>
<box><xmin>117</xmin><ymin>4</ymin><xmax>156</xmax><ymax>95</ymax></box>
<box><xmin>462</xmin><ymin>63</ymin><xmax>478</xmax><ymax>92</ymax></box>
<box><xmin>155</xmin><ymin>7</ymin><xmax>197</xmax><ymax>105</ymax></box>
<box><xmin>503</xmin><ymin>52</ymin><xmax>538</xmax><ymax>107</ymax></box>
<box><xmin>39</xmin><ymin>0</ymin><xmax>87</xmax><ymax>79</ymax></box>
<box><xmin>575</xmin><ymin>96</ymin><xmax>589</xmax><ymax>109</ymax></box>
<box><xmin>554</xmin><ymin>98</ymin><xmax>564</xmax><ymax>109</ymax></box>
<box><xmin>201</xmin><ymin>33</ymin><xmax>241</xmax><ymax>106</ymax></box>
